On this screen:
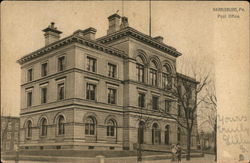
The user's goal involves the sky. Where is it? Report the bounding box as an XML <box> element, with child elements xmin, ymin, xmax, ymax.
<box><xmin>1</xmin><ymin>1</ymin><xmax>249</xmax><ymax>161</ymax></box>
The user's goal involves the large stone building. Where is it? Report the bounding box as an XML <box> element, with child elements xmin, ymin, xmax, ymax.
<box><xmin>17</xmin><ymin>14</ymin><xmax>198</xmax><ymax>151</ymax></box>
<box><xmin>1</xmin><ymin>116</ymin><xmax>20</xmax><ymax>152</ymax></box>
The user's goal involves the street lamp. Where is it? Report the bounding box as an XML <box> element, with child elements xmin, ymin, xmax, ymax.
<box><xmin>200</xmin><ymin>130</ymin><xmax>204</xmax><ymax>157</ymax></box>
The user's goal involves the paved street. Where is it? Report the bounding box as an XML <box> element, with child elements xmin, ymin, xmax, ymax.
<box><xmin>1</xmin><ymin>154</ymin><xmax>217</xmax><ymax>163</ymax></box>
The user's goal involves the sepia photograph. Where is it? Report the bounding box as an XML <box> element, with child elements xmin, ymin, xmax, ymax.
<box><xmin>1</xmin><ymin>1</ymin><xmax>249</xmax><ymax>163</ymax></box>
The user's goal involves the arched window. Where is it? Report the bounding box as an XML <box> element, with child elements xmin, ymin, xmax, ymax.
<box><xmin>40</xmin><ymin>118</ymin><xmax>47</xmax><ymax>137</ymax></box>
<box><xmin>26</xmin><ymin>120</ymin><xmax>32</xmax><ymax>138</ymax></box>
<box><xmin>149</xmin><ymin>61</ymin><xmax>158</xmax><ymax>86</ymax></box>
<box><xmin>162</xmin><ymin>64</ymin><xmax>172</xmax><ymax>89</ymax></box>
<box><xmin>177</xmin><ymin>127</ymin><xmax>181</xmax><ymax>143</ymax></box>
<box><xmin>136</xmin><ymin>56</ymin><xmax>145</xmax><ymax>83</ymax></box>
<box><xmin>58</xmin><ymin>115</ymin><xmax>65</xmax><ymax>135</ymax></box>
<box><xmin>152</xmin><ymin>123</ymin><xmax>161</xmax><ymax>144</ymax></box>
<box><xmin>138</xmin><ymin>121</ymin><xmax>145</xmax><ymax>144</ymax></box>
<box><xmin>165</xmin><ymin>125</ymin><xmax>170</xmax><ymax>145</ymax></box>
<box><xmin>85</xmin><ymin>117</ymin><xmax>95</xmax><ymax>135</ymax></box>
<box><xmin>107</xmin><ymin>119</ymin><xmax>116</xmax><ymax>137</ymax></box>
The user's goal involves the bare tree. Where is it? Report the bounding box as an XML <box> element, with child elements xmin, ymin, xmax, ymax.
<box><xmin>198</xmin><ymin>80</ymin><xmax>217</xmax><ymax>161</ymax></box>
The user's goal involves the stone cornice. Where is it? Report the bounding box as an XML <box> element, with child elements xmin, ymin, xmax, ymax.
<box><xmin>97</xmin><ymin>27</ymin><xmax>182</xmax><ymax>57</ymax></box>
<box><xmin>17</xmin><ymin>35</ymin><xmax>127</xmax><ymax>65</ymax></box>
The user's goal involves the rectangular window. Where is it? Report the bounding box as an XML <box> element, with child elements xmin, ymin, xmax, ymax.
<box><xmin>87</xmin><ymin>57</ymin><xmax>96</xmax><ymax>72</ymax></box>
<box><xmin>86</xmin><ymin>83</ymin><xmax>96</xmax><ymax>100</ymax></box>
<box><xmin>152</xmin><ymin>96</ymin><xmax>158</xmax><ymax>110</ymax></box>
<box><xmin>27</xmin><ymin>68</ymin><xmax>33</xmax><ymax>82</ymax></box>
<box><xmin>136</xmin><ymin>64</ymin><xmax>144</xmax><ymax>82</ymax></box>
<box><xmin>108</xmin><ymin>63</ymin><xmax>116</xmax><ymax>78</ymax></box>
<box><xmin>27</xmin><ymin>91</ymin><xmax>32</xmax><ymax>107</ymax></box>
<box><xmin>108</xmin><ymin>88</ymin><xmax>116</xmax><ymax>104</ymax></box>
<box><xmin>150</xmin><ymin>69</ymin><xmax>157</xmax><ymax>86</ymax></box>
<box><xmin>41</xmin><ymin>87</ymin><xmax>47</xmax><ymax>104</ymax></box>
<box><xmin>58</xmin><ymin>56</ymin><xmax>65</xmax><ymax>71</ymax></box>
<box><xmin>165</xmin><ymin>100</ymin><xmax>171</xmax><ymax>113</ymax></box>
<box><xmin>41</xmin><ymin>63</ymin><xmax>48</xmax><ymax>77</ymax></box>
<box><xmin>57</xmin><ymin>83</ymin><xmax>65</xmax><ymax>100</ymax></box>
<box><xmin>138</xmin><ymin>93</ymin><xmax>145</xmax><ymax>108</ymax></box>
<box><xmin>7</xmin><ymin>132</ymin><xmax>11</xmax><ymax>140</ymax></box>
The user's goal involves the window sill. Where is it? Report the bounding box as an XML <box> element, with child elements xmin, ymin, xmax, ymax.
<box><xmin>56</xmin><ymin>134</ymin><xmax>65</xmax><ymax>137</ymax></box>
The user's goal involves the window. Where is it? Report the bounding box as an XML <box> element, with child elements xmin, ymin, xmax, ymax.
<box><xmin>108</xmin><ymin>88</ymin><xmax>116</xmax><ymax>104</ymax></box>
<box><xmin>40</xmin><ymin>118</ymin><xmax>47</xmax><ymax>137</ymax></box>
<box><xmin>149</xmin><ymin>61</ymin><xmax>158</xmax><ymax>86</ymax></box>
<box><xmin>152</xmin><ymin>96</ymin><xmax>159</xmax><ymax>110</ymax></box>
<box><xmin>150</xmin><ymin>69</ymin><xmax>157</xmax><ymax>86</ymax></box>
<box><xmin>26</xmin><ymin>120</ymin><xmax>32</xmax><ymax>138</ymax></box>
<box><xmin>107</xmin><ymin>119</ymin><xmax>116</xmax><ymax>136</ymax></box>
<box><xmin>41</xmin><ymin>62</ymin><xmax>48</xmax><ymax>77</ymax></box>
<box><xmin>177</xmin><ymin>127</ymin><xmax>181</xmax><ymax>142</ymax></box>
<box><xmin>86</xmin><ymin>83</ymin><xmax>96</xmax><ymax>100</ymax></box>
<box><xmin>58</xmin><ymin>116</ymin><xmax>65</xmax><ymax>135</ymax></box>
<box><xmin>85</xmin><ymin>117</ymin><xmax>95</xmax><ymax>135</ymax></box>
<box><xmin>165</xmin><ymin>100</ymin><xmax>171</xmax><ymax>113</ymax></box>
<box><xmin>138</xmin><ymin>93</ymin><xmax>145</xmax><ymax>108</ymax></box>
<box><xmin>108</xmin><ymin>63</ymin><xmax>116</xmax><ymax>78</ymax></box>
<box><xmin>152</xmin><ymin>123</ymin><xmax>161</xmax><ymax>144</ymax></box>
<box><xmin>178</xmin><ymin>104</ymin><xmax>182</xmax><ymax>117</ymax></box>
<box><xmin>27</xmin><ymin>91</ymin><xmax>32</xmax><ymax>107</ymax></box>
<box><xmin>58</xmin><ymin>56</ymin><xmax>65</xmax><ymax>71</ymax></box>
<box><xmin>41</xmin><ymin>87</ymin><xmax>47</xmax><ymax>104</ymax></box>
<box><xmin>136</xmin><ymin>64</ymin><xmax>144</xmax><ymax>83</ymax></box>
<box><xmin>7</xmin><ymin>132</ymin><xmax>11</xmax><ymax>140</ymax></box>
<box><xmin>8</xmin><ymin>122</ymin><xmax>12</xmax><ymax>130</ymax></box>
<box><xmin>162</xmin><ymin>65</ymin><xmax>172</xmax><ymax>89</ymax></box>
<box><xmin>165</xmin><ymin>125</ymin><xmax>170</xmax><ymax>145</ymax></box>
<box><xmin>87</xmin><ymin>56</ymin><xmax>96</xmax><ymax>72</ymax></box>
<box><xmin>27</xmin><ymin>68</ymin><xmax>33</xmax><ymax>82</ymax></box>
<box><xmin>57</xmin><ymin>83</ymin><xmax>65</xmax><ymax>100</ymax></box>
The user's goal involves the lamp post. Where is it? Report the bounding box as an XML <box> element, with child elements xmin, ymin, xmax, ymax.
<box><xmin>200</xmin><ymin>130</ymin><xmax>204</xmax><ymax>157</ymax></box>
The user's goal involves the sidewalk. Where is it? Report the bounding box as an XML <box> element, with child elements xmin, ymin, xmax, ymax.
<box><xmin>1</xmin><ymin>154</ymin><xmax>215</xmax><ymax>163</ymax></box>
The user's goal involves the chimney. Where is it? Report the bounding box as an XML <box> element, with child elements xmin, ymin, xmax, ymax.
<box><xmin>107</xmin><ymin>14</ymin><xmax>121</xmax><ymax>35</ymax></box>
<box><xmin>153</xmin><ymin>36</ymin><xmax>164</xmax><ymax>43</ymax></box>
<box><xmin>82</xmin><ymin>27</ymin><xmax>97</xmax><ymax>40</ymax></box>
<box><xmin>42</xmin><ymin>22</ymin><xmax>62</xmax><ymax>46</ymax></box>
<box><xmin>120</xmin><ymin>16</ymin><xmax>129</xmax><ymax>29</ymax></box>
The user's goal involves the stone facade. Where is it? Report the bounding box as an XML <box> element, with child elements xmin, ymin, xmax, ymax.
<box><xmin>18</xmin><ymin>14</ymin><xmax>198</xmax><ymax>151</ymax></box>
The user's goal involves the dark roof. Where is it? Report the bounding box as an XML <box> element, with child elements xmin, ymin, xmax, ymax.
<box><xmin>97</xmin><ymin>27</ymin><xmax>182</xmax><ymax>57</ymax></box>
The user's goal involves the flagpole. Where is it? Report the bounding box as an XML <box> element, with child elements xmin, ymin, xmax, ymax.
<box><xmin>149</xmin><ymin>0</ymin><xmax>152</xmax><ymax>37</ymax></box>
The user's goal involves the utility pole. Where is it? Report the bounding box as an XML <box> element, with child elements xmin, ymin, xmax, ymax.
<box><xmin>149</xmin><ymin>0</ymin><xmax>152</xmax><ymax>37</ymax></box>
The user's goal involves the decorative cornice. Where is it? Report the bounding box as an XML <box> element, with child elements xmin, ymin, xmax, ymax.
<box><xmin>97</xmin><ymin>27</ymin><xmax>182</xmax><ymax>57</ymax></box>
<box><xmin>177</xmin><ymin>73</ymin><xmax>199</xmax><ymax>84</ymax></box>
<box><xmin>17</xmin><ymin>35</ymin><xmax>127</xmax><ymax>65</ymax></box>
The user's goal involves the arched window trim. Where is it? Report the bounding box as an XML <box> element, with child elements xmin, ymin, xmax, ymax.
<box><xmin>136</xmin><ymin>55</ymin><xmax>146</xmax><ymax>83</ymax></box>
<box><xmin>26</xmin><ymin>120</ymin><xmax>32</xmax><ymax>139</ymax></box>
<box><xmin>40</xmin><ymin>118</ymin><xmax>47</xmax><ymax>137</ymax></box>
<box><xmin>107</xmin><ymin>119</ymin><xmax>116</xmax><ymax>137</ymax></box>
<box><xmin>162</xmin><ymin>64</ymin><xmax>172</xmax><ymax>89</ymax></box>
<box><xmin>152</xmin><ymin>123</ymin><xmax>161</xmax><ymax>144</ymax></box>
<box><xmin>85</xmin><ymin>116</ymin><xmax>96</xmax><ymax>136</ymax></box>
<box><xmin>57</xmin><ymin>115</ymin><xmax>65</xmax><ymax>136</ymax></box>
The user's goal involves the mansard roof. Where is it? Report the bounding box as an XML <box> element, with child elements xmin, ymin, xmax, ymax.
<box><xmin>97</xmin><ymin>27</ymin><xmax>182</xmax><ymax>58</ymax></box>
<box><xmin>17</xmin><ymin>34</ymin><xmax>127</xmax><ymax>65</ymax></box>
